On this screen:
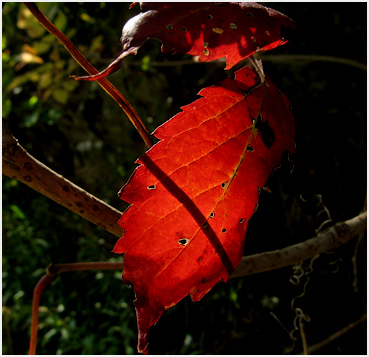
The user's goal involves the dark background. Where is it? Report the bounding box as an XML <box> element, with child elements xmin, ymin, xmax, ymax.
<box><xmin>2</xmin><ymin>2</ymin><xmax>366</xmax><ymax>354</ymax></box>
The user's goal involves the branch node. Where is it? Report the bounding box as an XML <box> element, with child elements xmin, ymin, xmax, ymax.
<box><xmin>46</xmin><ymin>263</ymin><xmax>57</xmax><ymax>277</ymax></box>
<box><xmin>336</xmin><ymin>222</ymin><xmax>351</xmax><ymax>238</ymax></box>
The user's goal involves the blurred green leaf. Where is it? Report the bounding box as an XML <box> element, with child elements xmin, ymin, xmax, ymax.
<box><xmin>54</xmin><ymin>11</ymin><xmax>67</xmax><ymax>32</ymax></box>
<box><xmin>141</xmin><ymin>54</ymin><xmax>150</xmax><ymax>71</ymax></box>
<box><xmin>24</xmin><ymin>112</ymin><xmax>39</xmax><ymax>127</ymax></box>
<box><xmin>10</xmin><ymin>205</ymin><xmax>26</xmax><ymax>220</ymax></box>
<box><xmin>52</xmin><ymin>88</ymin><xmax>69</xmax><ymax>104</ymax></box>
<box><xmin>41</xmin><ymin>328</ymin><xmax>58</xmax><ymax>347</ymax></box>
<box><xmin>17</xmin><ymin>6</ymin><xmax>47</xmax><ymax>38</ymax></box>
<box><xmin>2</xmin><ymin>98</ymin><xmax>12</xmax><ymax>117</ymax></box>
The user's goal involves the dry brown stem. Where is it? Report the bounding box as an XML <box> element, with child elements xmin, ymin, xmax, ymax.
<box><xmin>304</xmin><ymin>313</ymin><xmax>367</xmax><ymax>354</ymax></box>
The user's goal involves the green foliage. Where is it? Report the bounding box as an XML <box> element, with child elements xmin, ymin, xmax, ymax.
<box><xmin>2</xmin><ymin>2</ymin><xmax>366</xmax><ymax>355</ymax></box>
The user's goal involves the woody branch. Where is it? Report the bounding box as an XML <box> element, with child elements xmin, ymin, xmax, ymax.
<box><xmin>2</xmin><ymin>119</ymin><xmax>366</xmax><ymax>277</ymax></box>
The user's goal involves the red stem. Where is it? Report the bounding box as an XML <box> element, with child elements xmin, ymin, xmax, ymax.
<box><xmin>24</xmin><ymin>2</ymin><xmax>153</xmax><ymax>149</ymax></box>
<box><xmin>28</xmin><ymin>263</ymin><xmax>123</xmax><ymax>354</ymax></box>
<box><xmin>29</xmin><ymin>274</ymin><xmax>58</xmax><ymax>355</ymax></box>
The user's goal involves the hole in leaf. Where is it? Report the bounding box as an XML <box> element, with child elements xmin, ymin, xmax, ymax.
<box><xmin>247</xmin><ymin>146</ymin><xmax>254</xmax><ymax>151</ymax></box>
<box><xmin>147</xmin><ymin>185</ymin><xmax>156</xmax><ymax>190</ymax></box>
<box><xmin>212</xmin><ymin>27</ymin><xmax>224</xmax><ymax>34</ymax></box>
<box><xmin>281</xmin><ymin>37</ymin><xmax>285</xmax><ymax>42</ymax></box>
<box><xmin>181</xmin><ymin>27</ymin><xmax>187</xmax><ymax>32</ymax></box>
<box><xmin>203</xmin><ymin>42</ymin><xmax>209</xmax><ymax>48</ymax></box>
<box><xmin>203</xmin><ymin>48</ymin><xmax>210</xmax><ymax>56</ymax></box>
<box><xmin>222</xmin><ymin>228</ymin><xmax>227</xmax><ymax>233</ymax></box>
<box><xmin>239</xmin><ymin>218</ymin><xmax>244</xmax><ymax>223</ymax></box>
<box><xmin>198</xmin><ymin>257</ymin><xmax>203</xmax><ymax>262</ymax></box>
<box><xmin>230</xmin><ymin>23</ymin><xmax>237</xmax><ymax>29</ymax></box>
<box><xmin>209</xmin><ymin>212</ymin><xmax>215</xmax><ymax>218</ymax></box>
<box><xmin>221</xmin><ymin>182</ymin><xmax>226</xmax><ymax>189</ymax></box>
<box><xmin>208</xmin><ymin>14</ymin><xmax>213</xmax><ymax>19</ymax></box>
<box><xmin>203</xmin><ymin>222</ymin><xmax>209</xmax><ymax>229</ymax></box>
<box><xmin>247</xmin><ymin>13</ymin><xmax>253</xmax><ymax>16</ymax></box>
<box><xmin>166</xmin><ymin>24</ymin><xmax>173</xmax><ymax>30</ymax></box>
<box><xmin>178</xmin><ymin>238</ymin><xmax>189</xmax><ymax>246</ymax></box>
<box><xmin>255</xmin><ymin>115</ymin><xmax>275</xmax><ymax>149</ymax></box>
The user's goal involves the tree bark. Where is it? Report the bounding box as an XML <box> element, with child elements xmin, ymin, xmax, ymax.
<box><xmin>2</xmin><ymin>118</ymin><xmax>123</xmax><ymax>237</ymax></box>
<box><xmin>231</xmin><ymin>211</ymin><xmax>367</xmax><ymax>279</ymax></box>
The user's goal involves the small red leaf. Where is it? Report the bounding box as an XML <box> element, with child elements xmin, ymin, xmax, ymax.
<box><xmin>78</xmin><ymin>2</ymin><xmax>295</xmax><ymax>80</ymax></box>
<box><xmin>113</xmin><ymin>66</ymin><xmax>295</xmax><ymax>353</ymax></box>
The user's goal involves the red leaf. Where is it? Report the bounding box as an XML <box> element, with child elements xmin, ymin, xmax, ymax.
<box><xmin>113</xmin><ymin>66</ymin><xmax>295</xmax><ymax>354</ymax></box>
<box><xmin>77</xmin><ymin>2</ymin><xmax>295</xmax><ymax>80</ymax></box>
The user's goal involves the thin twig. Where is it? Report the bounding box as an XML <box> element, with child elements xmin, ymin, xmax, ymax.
<box><xmin>304</xmin><ymin>313</ymin><xmax>367</xmax><ymax>355</ymax></box>
<box><xmin>352</xmin><ymin>231</ymin><xmax>365</xmax><ymax>292</ymax></box>
<box><xmin>123</xmin><ymin>54</ymin><xmax>367</xmax><ymax>72</ymax></box>
<box><xmin>248</xmin><ymin>56</ymin><xmax>265</xmax><ymax>83</ymax></box>
<box><xmin>47</xmin><ymin>262</ymin><xmax>123</xmax><ymax>276</ymax></box>
<box><xmin>24</xmin><ymin>2</ymin><xmax>153</xmax><ymax>149</ymax></box>
<box><xmin>258</xmin><ymin>54</ymin><xmax>367</xmax><ymax>72</ymax></box>
<box><xmin>299</xmin><ymin>319</ymin><xmax>308</xmax><ymax>355</ymax></box>
<box><xmin>352</xmin><ymin>191</ymin><xmax>367</xmax><ymax>292</ymax></box>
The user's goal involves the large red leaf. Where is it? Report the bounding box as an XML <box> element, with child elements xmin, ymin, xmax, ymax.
<box><xmin>113</xmin><ymin>66</ymin><xmax>295</xmax><ymax>354</ymax></box>
<box><xmin>77</xmin><ymin>2</ymin><xmax>295</xmax><ymax>80</ymax></box>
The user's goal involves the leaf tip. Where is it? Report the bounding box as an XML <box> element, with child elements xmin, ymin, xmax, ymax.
<box><xmin>112</xmin><ymin>236</ymin><xmax>125</xmax><ymax>254</ymax></box>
